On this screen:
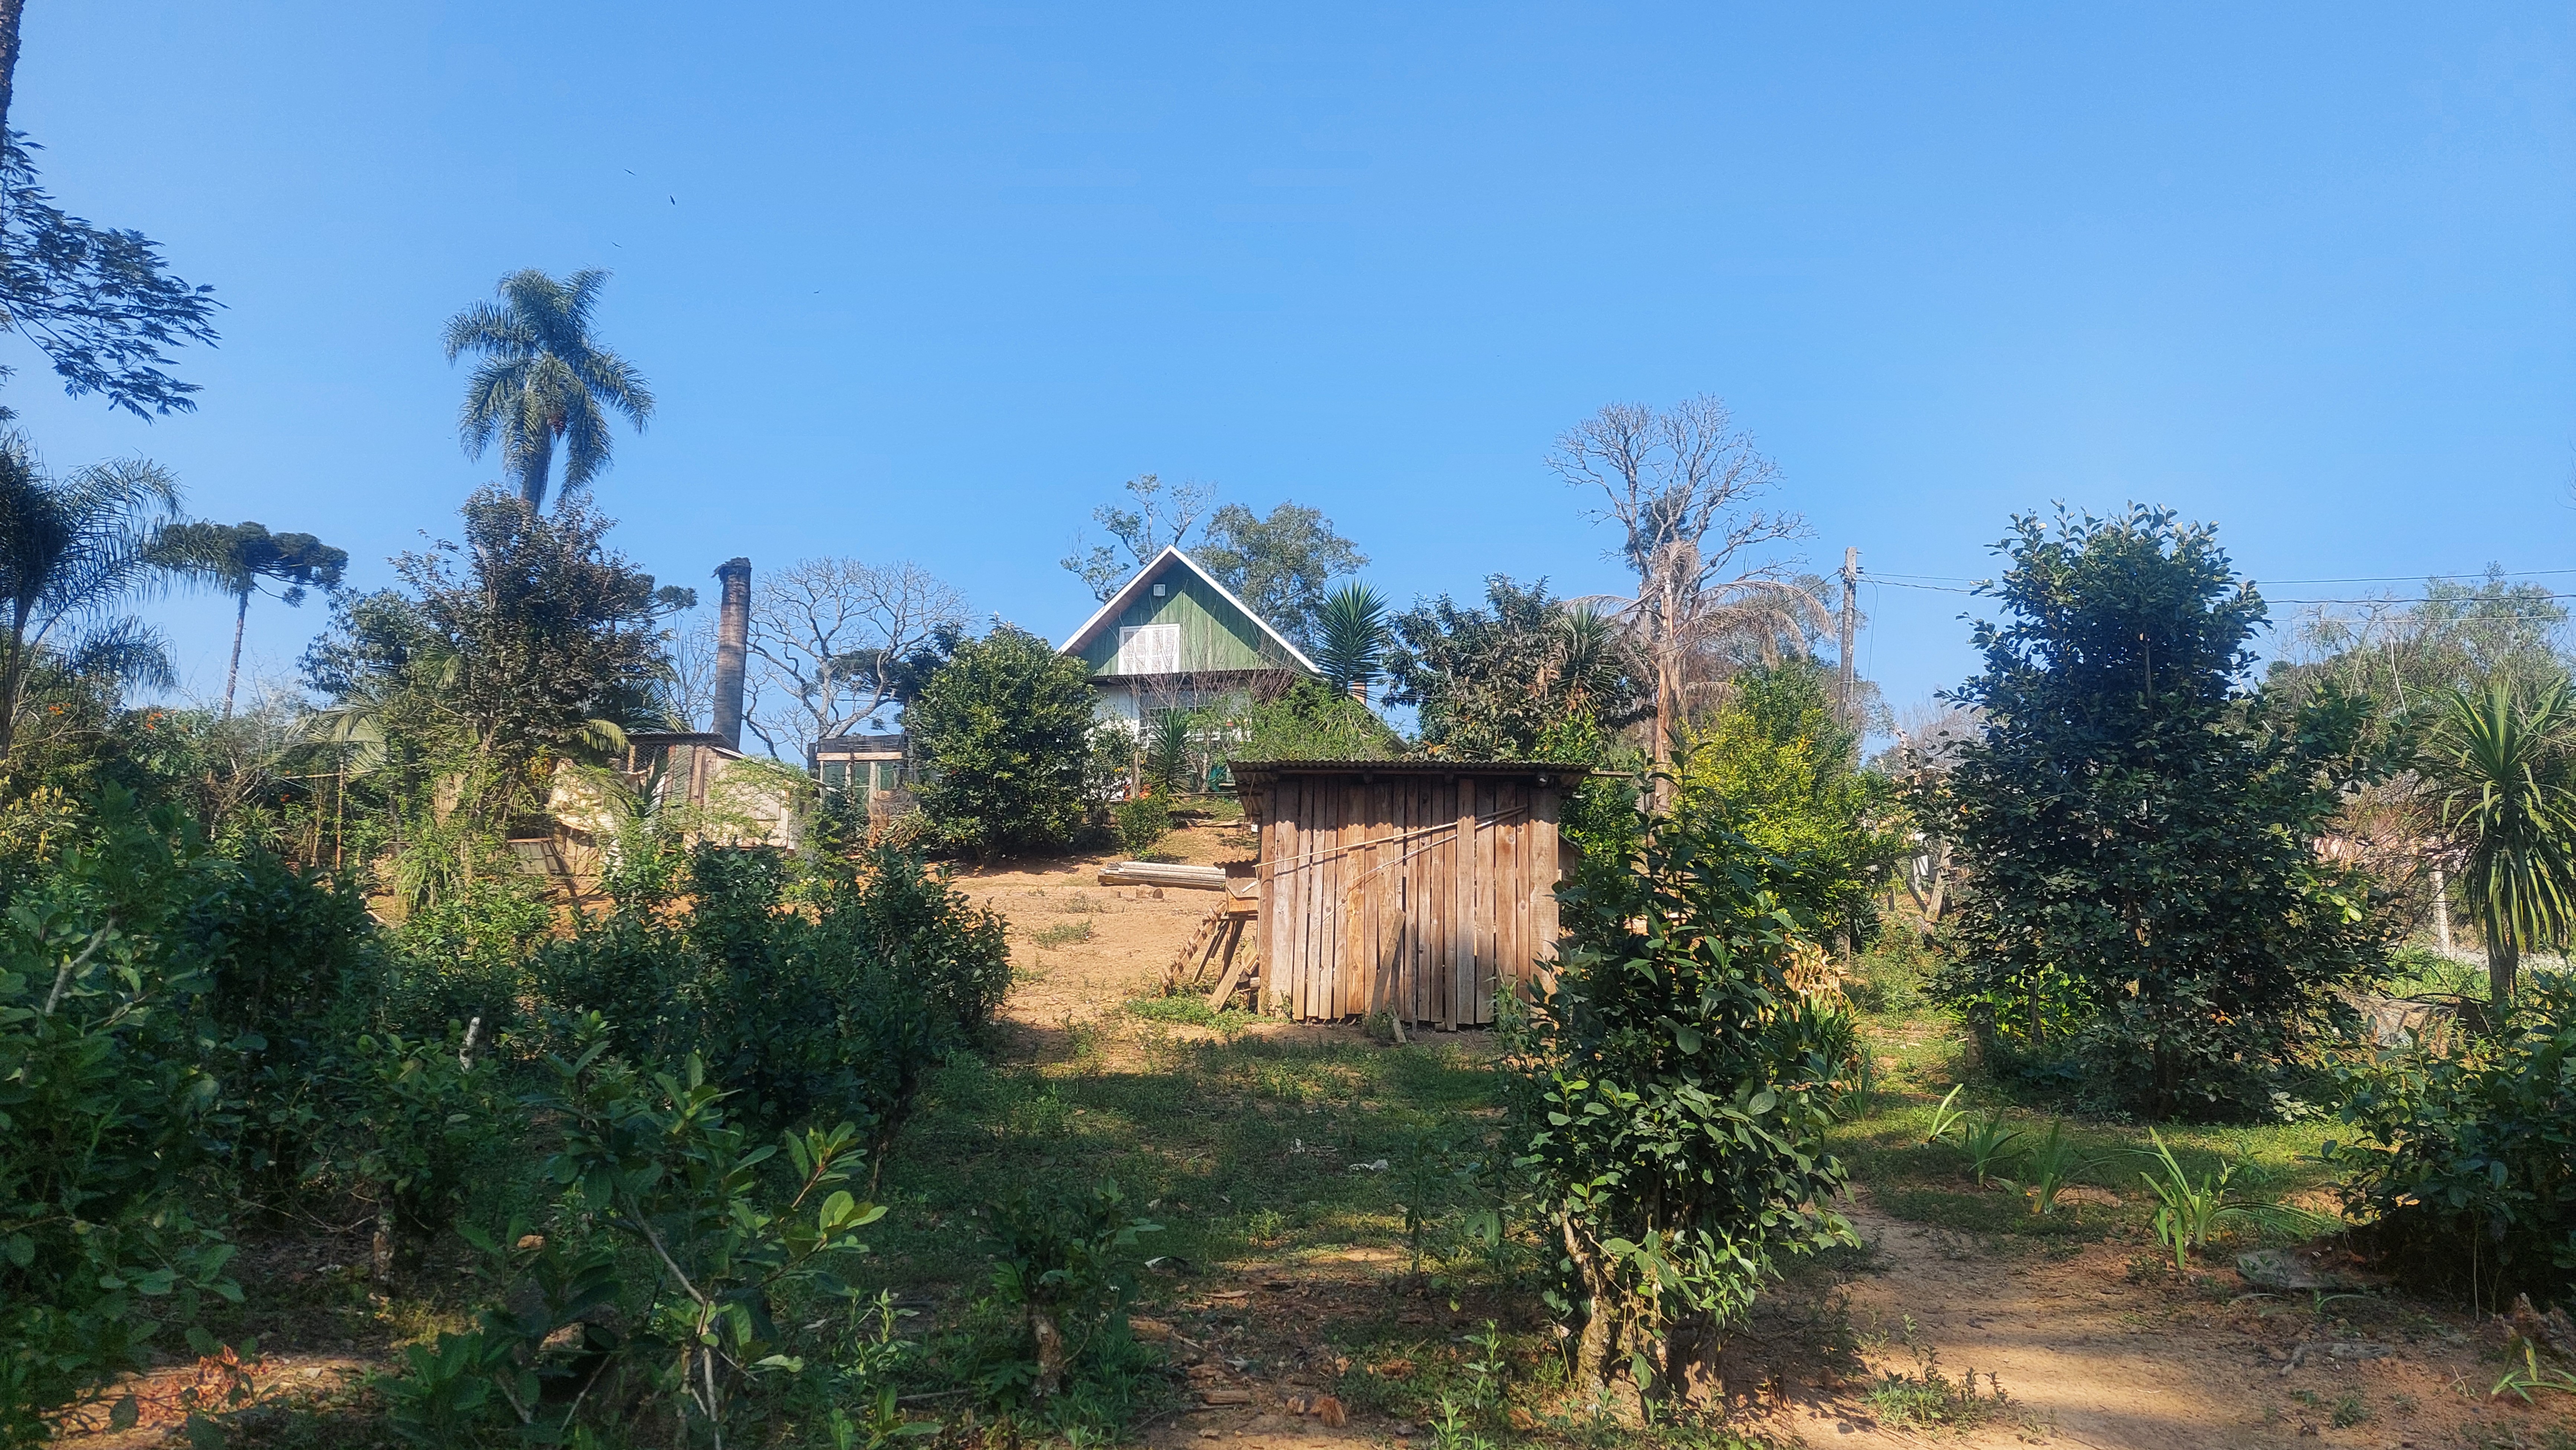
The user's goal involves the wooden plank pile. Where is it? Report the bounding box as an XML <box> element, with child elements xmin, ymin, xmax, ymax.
<box><xmin>1098</xmin><ymin>860</ymin><xmax>1228</xmax><ymax>891</ymax></box>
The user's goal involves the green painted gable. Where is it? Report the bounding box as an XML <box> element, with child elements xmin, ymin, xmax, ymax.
<box><xmin>1073</xmin><ymin>561</ymin><xmax>1301</xmax><ymax>676</ymax></box>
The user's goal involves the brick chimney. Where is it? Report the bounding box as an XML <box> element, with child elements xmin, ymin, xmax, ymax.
<box><xmin>712</xmin><ymin>558</ymin><xmax>751</xmax><ymax>750</ymax></box>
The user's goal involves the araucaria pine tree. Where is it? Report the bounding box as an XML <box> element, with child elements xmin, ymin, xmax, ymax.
<box><xmin>1921</xmin><ymin>507</ymin><xmax>2392</xmax><ymax>1119</ymax></box>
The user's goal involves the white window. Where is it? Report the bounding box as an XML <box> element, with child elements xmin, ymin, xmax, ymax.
<box><xmin>1117</xmin><ymin>623</ymin><xmax>1180</xmax><ymax>675</ymax></box>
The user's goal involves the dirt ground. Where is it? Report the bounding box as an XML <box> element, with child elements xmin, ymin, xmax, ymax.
<box><xmin>949</xmin><ymin>815</ymin><xmax>1261</xmax><ymax>1035</ymax></box>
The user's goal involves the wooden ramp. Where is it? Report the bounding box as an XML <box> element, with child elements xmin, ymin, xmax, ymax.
<box><xmin>1167</xmin><ymin>864</ymin><xmax>1261</xmax><ymax>1009</ymax></box>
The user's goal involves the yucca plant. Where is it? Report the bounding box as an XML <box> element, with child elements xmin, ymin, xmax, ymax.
<box><xmin>2137</xmin><ymin>1130</ymin><xmax>2261</xmax><ymax>1271</ymax></box>
<box><xmin>1315</xmin><ymin>581</ymin><xmax>1390</xmax><ymax>702</ymax></box>
<box><xmin>2012</xmin><ymin>1119</ymin><xmax>2086</xmax><ymax>1217</ymax></box>
<box><xmin>1921</xmin><ymin>1084</ymin><xmax>1968</xmax><ymax>1146</ymax></box>
<box><xmin>1959</xmin><ymin>1111</ymin><xmax>2022</xmax><ymax>1187</ymax></box>
<box><xmin>2426</xmin><ymin>679</ymin><xmax>2576</xmax><ymax>1012</ymax></box>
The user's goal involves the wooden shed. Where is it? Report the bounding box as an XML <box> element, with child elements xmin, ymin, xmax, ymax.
<box><xmin>1231</xmin><ymin>760</ymin><xmax>1571</xmax><ymax>1027</ymax></box>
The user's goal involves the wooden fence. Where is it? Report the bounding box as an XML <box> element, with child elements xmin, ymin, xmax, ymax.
<box><xmin>1235</xmin><ymin>762</ymin><xmax>1569</xmax><ymax>1026</ymax></box>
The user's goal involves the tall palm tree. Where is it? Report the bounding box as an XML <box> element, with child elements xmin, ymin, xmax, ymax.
<box><xmin>0</xmin><ymin>434</ymin><xmax>187</xmax><ymax>765</ymax></box>
<box><xmin>443</xmin><ymin>269</ymin><xmax>654</xmax><ymax>509</ymax></box>
<box><xmin>2427</xmin><ymin>680</ymin><xmax>2576</xmax><ymax>1012</ymax></box>
<box><xmin>156</xmin><ymin>520</ymin><xmax>346</xmax><ymax>717</ymax></box>
<box><xmin>1316</xmin><ymin>582</ymin><xmax>1390</xmax><ymax>701</ymax></box>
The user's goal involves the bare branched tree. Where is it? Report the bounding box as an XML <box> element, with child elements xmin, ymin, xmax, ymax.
<box><xmin>744</xmin><ymin>558</ymin><xmax>967</xmax><ymax>756</ymax></box>
<box><xmin>666</xmin><ymin>613</ymin><xmax>719</xmax><ymax>732</ymax></box>
<box><xmin>1549</xmin><ymin>395</ymin><xmax>1818</xmax><ymax>796</ymax></box>
<box><xmin>1060</xmin><ymin>474</ymin><xmax>1215</xmax><ymax>600</ymax></box>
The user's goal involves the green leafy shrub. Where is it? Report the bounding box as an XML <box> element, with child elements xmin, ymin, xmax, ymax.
<box><xmin>1919</xmin><ymin>507</ymin><xmax>2396</xmax><ymax>1119</ymax></box>
<box><xmin>907</xmin><ymin>625</ymin><xmax>1099</xmax><ymax>860</ymax></box>
<box><xmin>0</xmin><ymin>790</ymin><xmax>243</xmax><ymax>1446</ymax></box>
<box><xmin>1109</xmin><ymin>793</ymin><xmax>1170</xmax><ymax>856</ymax></box>
<box><xmin>1677</xmin><ymin>659</ymin><xmax>1899</xmax><ymax>949</ymax></box>
<box><xmin>1222</xmin><ymin>677</ymin><xmax>1402</xmax><ymax>763</ymax></box>
<box><xmin>534</xmin><ymin>844</ymin><xmax>1009</xmax><ymax>1152</ymax></box>
<box><xmin>1504</xmin><ymin>799</ymin><xmax>1854</xmax><ymax>1405</ymax></box>
<box><xmin>963</xmin><ymin>1178</ymin><xmax>1161</xmax><ymax>1414</ymax></box>
<box><xmin>2330</xmin><ymin>974</ymin><xmax>2576</xmax><ymax>1302</ymax></box>
<box><xmin>341</xmin><ymin>1028</ymin><xmax>522</xmax><ymax>1280</ymax></box>
<box><xmin>380</xmin><ymin>1017</ymin><xmax>882</xmax><ymax>1446</ymax></box>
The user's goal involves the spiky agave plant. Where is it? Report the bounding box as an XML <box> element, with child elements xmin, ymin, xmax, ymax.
<box><xmin>2428</xmin><ymin>679</ymin><xmax>2576</xmax><ymax>1012</ymax></box>
<box><xmin>1316</xmin><ymin>581</ymin><xmax>1390</xmax><ymax>702</ymax></box>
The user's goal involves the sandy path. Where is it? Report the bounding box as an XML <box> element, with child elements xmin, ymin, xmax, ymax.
<box><xmin>1742</xmin><ymin>1203</ymin><xmax>2554</xmax><ymax>1450</ymax></box>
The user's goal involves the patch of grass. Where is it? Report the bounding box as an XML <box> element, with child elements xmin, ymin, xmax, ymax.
<box><xmin>1861</xmin><ymin>1318</ymin><xmax>2008</xmax><ymax>1429</ymax></box>
<box><xmin>1031</xmin><ymin>919</ymin><xmax>1095</xmax><ymax>947</ymax></box>
<box><xmin>863</xmin><ymin>1036</ymin><xmax>1500</xmax><ymax>1295</ymax></box>
<box><xmin>1876</xmin><ymin>1186</ymin><xmax>2096</xmax><ymax>1239</ymax></box>
<box><xmin>1124</xmin><ymin>993</ymin><xmax>1255</xmax><ymax>1032</ymax></box>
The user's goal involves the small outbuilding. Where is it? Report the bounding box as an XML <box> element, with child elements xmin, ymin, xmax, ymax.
<box><xmin>1230</xmin><ymin>759</ymin><xmax>1571</xmax><ymax>1028</ymax></box>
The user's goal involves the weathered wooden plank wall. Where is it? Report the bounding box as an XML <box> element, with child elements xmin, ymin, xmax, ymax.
<box><xmin>1256</xmin><ymin>770</ymin><xmax>1562</xmax><ymax>1025</ymax></box>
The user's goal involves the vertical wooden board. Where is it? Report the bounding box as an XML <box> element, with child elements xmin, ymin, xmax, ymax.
<box><xmin>1489</xmin><ymin>787</ymin><xmax>1517</xmax><ymax>1024</ymax></box>
<box><xmin>1264</xmin><ymin>799</ymin><xmax>1294</xmax><ymax>1015</ymax></box>
<box><xmin>1445</xmin><ymin>779</ymin><xmax>1470</xmax><ymax>1029</ymax></box>
<box><xmin>1288</xmin><ymin>788</ymin><xmax>1308</xmax><ymax>1015</ymax></box>
<box><xmin>1310</xmin><ymin>778</ymin><xmax>1332</xmax><ymax>1021</ymax></box>
<box><xmin>1366</xmin><ymin>779</ymin><xmax>1390</xmax><ymax>1019</ymax></box>
<box><xmin>1532</xmin><ymin>787</ymin><xmax>1561</xmax><ymax>986</ymax></box>
<box><xmin>1347</xmin><ymin>784</ymin><xmax>1373</xmax><ymax>1021</ymax></box>
<box><xmin>1504</xmin><ymin>788</ymin><xmax>1515</xmax><ymax>1015</ymax></box>
<box><xmin>1319</xmin><ymin>781</ymin><xmax>1344</xmax><ymax>1019</ymax></box>
<box><xmin>1360</xmin><ymin>783</ymin><xmax>1380</xmax><ymax>1020</ymax></box>
<box><xmin>1484</xmin><ymin>783</ymin><xmax>1504</xmax><ymax>1020</ymax></box>
<box><xmin>1408</xmin><ymin>778</ymin><xmax>1431</xmax><ymax>1022</ymax></box>
<box><xmin>1391</xmin><ymin>783</ymin><xmax>1411</xmax><ymax>1020</ymax></box>
<box><xmin>1294</xmin><ymin>778</ymin><xmax>1318</xmax><ymax>1021</ymax></box>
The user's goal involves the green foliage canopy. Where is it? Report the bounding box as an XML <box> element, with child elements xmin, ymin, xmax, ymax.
<box><xmin>906</xmin><ymin>625</ymin><xmax>1100</xmax><ymax>859</ymax></box>
<box><xmin>0</xmin><ymin>136</ymin><xmax>219</xmax><ymax>420</ymax></box>
<box><xmin>1196</xmin><ymin>500</ymin><xmax>1366</xmax><ymax>646</ymax></box>
<box><xmin>302</xmin><ymin>489</ymin><xmax>693</xmax><ymax>827</ymax></box>
<box><xmin>1678</xmin><ymin>658</ymin><xmax>1894</xmax><ymax>940</ymax></box>
<box><xmin>443</xmin><ymin>269</ymin><xmax>655</xmax><ymax>510</ymax></box>
<box><xmin>1922</xmin><ymin>506</ymin><xmax>2395</xmax><ymax>1119</ymax></box>
<box><xmin>1386</xmin><ymin>576</ymin><xmax>1644</xmax><ymax>760</ymax></box>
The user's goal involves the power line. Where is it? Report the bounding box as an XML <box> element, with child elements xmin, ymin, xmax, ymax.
<box><xmin>1858</xmin><ymin>572</ymin><xmax>2576</xmax><ymax>610</ymax></box>
<box><xmin>1862</xmin><ymin>565</ymin><xmax>2576</xmax><ymax>590</ymax></box>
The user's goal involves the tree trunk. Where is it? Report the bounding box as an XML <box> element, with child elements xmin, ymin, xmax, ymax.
<box><xmin>0</xmin><ymin>0</ymin><xmax>24</xmax><ymax>147</ymax></box>
<box><xmin>0</xmin><ymin>611</ymin><xmax>31</xmax><ymax>771</ymax></box>
<box><xmin>2431</xmin><ymin>864</ymin><xmax>2452</xmax><ymax>956</ymax></box>
<box><xmin>2487</xmin><ymin>930</ymin><xmax>2517</xmax><ymax>1022</ymax></box>
<box><xmin>221</xmin><ymin>587</ymin><xmax>248</xmax><ymax>718</ymax></box>
<box><xmin>1563</xmin><ymin>1215</ymin><xmax>1617</xmax><ymax>1386</ymax></box>
<box><xmin>518</xmin><ymin>430</ymin><xmax>555</xmax><ymax>510</ymax></box>
<box><xmin>1030</xmin><ymin>1309</ymin><xmax>1065</xmax><ymax>1398</ymax></box>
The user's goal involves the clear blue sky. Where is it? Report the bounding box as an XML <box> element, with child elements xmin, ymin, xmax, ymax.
<box><xmin>9</xmin><ymin>3</ymin><xmax>2573</xmax><ymax>731</ymax></box>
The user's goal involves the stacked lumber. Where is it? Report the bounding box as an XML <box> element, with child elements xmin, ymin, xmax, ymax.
<box><xmin>1097</xmin><ymin>860</ymin><xmax>1228</xmax><ymax>891</ymax></box>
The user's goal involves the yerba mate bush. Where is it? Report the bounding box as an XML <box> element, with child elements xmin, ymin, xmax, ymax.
<box><xmin>1505</xmin><ymin>798</ymin><xmax>1853</xmax><ymax>1405</ymax></box>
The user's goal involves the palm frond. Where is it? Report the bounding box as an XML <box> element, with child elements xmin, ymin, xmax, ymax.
<box><xmin>62</xmin><ymin>615</ymin><xmax>175</xmax><ymax>691</ymax></box>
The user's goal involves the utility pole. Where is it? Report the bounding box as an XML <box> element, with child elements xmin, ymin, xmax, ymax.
<box><xmin>1838</xmin><ymin>547</ymin><xmax>1858</xmax><ymax>716</ymax></box>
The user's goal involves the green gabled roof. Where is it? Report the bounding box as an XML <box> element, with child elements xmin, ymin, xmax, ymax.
<box><xmin>1058</xmin><ymin>546</ymin><xmax>1319</xmax><ymax>678</ymax></box>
